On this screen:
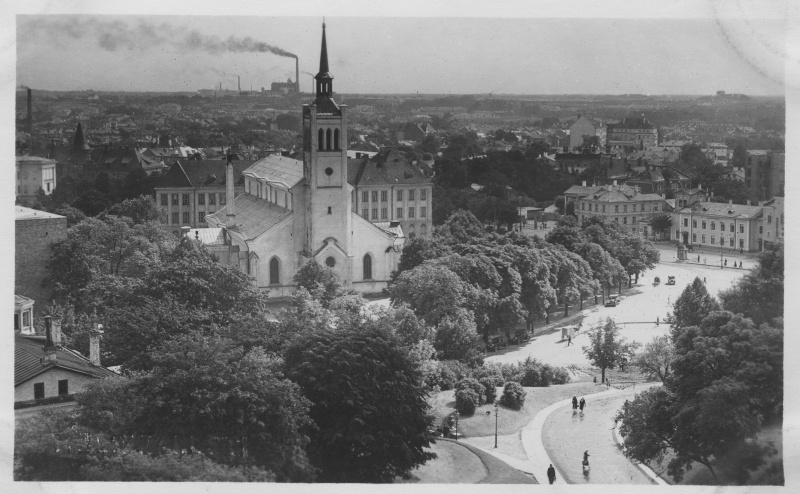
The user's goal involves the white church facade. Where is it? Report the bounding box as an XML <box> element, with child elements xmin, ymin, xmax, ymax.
<box><xmin>203</xmin><ymin>23</ymin><xmax>404</xmax><ymax>297</ymax></box>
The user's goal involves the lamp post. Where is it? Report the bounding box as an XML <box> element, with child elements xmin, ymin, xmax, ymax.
<box><xmin>453</xmin><ymin>411</ymin><xmax>459</xmax><ymax>441</ymax></box>
<box><xmin>720</xmin><ymin>233</ymin><xmax>724</xmax><ymax>269</ymax></box>
<box><xmin>494</xmin><ymin>403</ymin><xmax>499</xmax><ymax>448</ymax></box>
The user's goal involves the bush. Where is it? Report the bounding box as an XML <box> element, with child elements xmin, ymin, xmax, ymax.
<box><xmin>436</xmin><ymin>360</ymin><xmax>472</xmax><ymax>391</ymax></box>
<box><xmin>455</xmin><ymin>387</ymin><xmax>480</xmax><ymax>416</ymax></box>
<box><xmin>479</xmin><ymin>377</ymin><xmax>497</xmax><ymax>404</ymax></box>
<box><xmin>500</xmin><ymin>382</ymin><xmax>527</xmax><ymax>410</ymax></box>
<box><xmin>503</xmin><ymin>357</ymin><xmax>571</xmax><ymax>387</ymax></box>
<box><xmin>455</xmin><ymin>378</ymin><xmax>486</xmax><ymax>406</ymax></box>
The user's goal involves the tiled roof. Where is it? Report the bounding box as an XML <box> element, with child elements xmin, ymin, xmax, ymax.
<box><xmin>205</xmin><ymin>194</ymin><xmax>292</xmax><ymax>240</ymax></box>
<box><xmin>348</xmin><ymin>149</ymin><xmax>431</xmax><ymax>187</ymax></box>
<box><xmin>243</xmin><ymin>155</ymin><xmax>304</xmax><ymax>189</ymax></box>
<box><xmin>15</xmin><ymin>334</ymin><xmax>117</xmax><ymax>387</ymax></box>
<box><xmin>564</xmin><ymin>185</ymin><xmax>602</xmax><ymax>196</ymax></box>
<box><xmin>676</xmin><ymin>201</ymin><xmax>763</xmax><ymax>219</ymax></box>
<box><xmin>372</xmin><ymin>221</ymin><xmax>405</xmax><ymax>238</ymax></box>
<box><xmin>156</xmin><ymin>160</ymin><xmax>250</xmax><ymax>189</ymax></box>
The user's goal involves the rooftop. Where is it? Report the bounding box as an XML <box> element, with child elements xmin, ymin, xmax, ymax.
<box><xmin>676</xmin><ymin>201</ymin><xmax>764</xmax><ymax>219</ymax></box>
<box><xmin>15</xmin><ymin>206</ymin><xmax>66</xmax><ymax>221</ymax></box>
<box><xmin>243</xmin><ymin>155</ymin><xmax>304</xmax><ymax>189</ymax></box>
<box><xmin>15</xmin><ymin>334</ymin><xmax>117</xmax><ymax>387</ymax></box>
<box><xmin>205</xmin><ymin>194</ymin><xmax>293</xmax><ymax>241</ymax></box>
<box><xmin>348</xmin><ymin>149</ymin><xmax>431</xmax><ymax>187</ymax></box>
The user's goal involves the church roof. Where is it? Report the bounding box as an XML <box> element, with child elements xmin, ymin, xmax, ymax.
<box><xmin>72</xmin><ymin>122</ymin><xmax>90</xmax><ymax>151</ymax></box>
<box><xmin>348</xmin><ymin>149</ymin><xmax>431</xmax><ymax>187</ymax></box>
<box><xmin>206</xmin><ymin>194</ymin><xmax>293</xmax><ymax>241</ymax></box>
<box><xmin>317</xmin><ymin>22</ymin><xmax>331</xmax><ymax>79</ymax></box>
<box><xmin>243</xmin><ymin>155</ymin><xmax>304</xmax><ymax>189</ymax></box>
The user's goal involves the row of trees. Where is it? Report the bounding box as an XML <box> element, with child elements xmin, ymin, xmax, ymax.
<box><xmin>617</xmin><ymin>241</ymin><xmax>784</xmax><ymax>485</ymax></box>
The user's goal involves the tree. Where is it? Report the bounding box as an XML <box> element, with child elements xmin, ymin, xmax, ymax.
<box><xmin>106</xmin><ymin>195</ymin><xmax>163</xmax><ymax>224</ymax></box>
<box><xmin>719</xmin><ymin>241</ymin><xmax>783</xmax><ymax>326</ymax></box>
<box><xmin>389</xmin><ymin>263</ymin><xmax>467</xmax><ymax>327</ymax></box>
<box><xmin>433</xmin><ymin>308</ymin><xmax>484</xmax><ymax>365</ymax></box>
<box><xmin>710</xmin><ymin>178</ymin><xmax>749</xmax><ymax>205</ymax></box>
<box><xmin>583</xmin><ymin>318</ymin><xmax>640</xmax><ymax>383</ymax></box>
<box><xmin>671</xmin><ymin>277</ymin><xmax>721</xmax><ymax>331</ymax></box>
<box><xmin>633</xmin><ymin>335</ymin><xmax>674</xmax><ymax>384</ymax></box>
<box><xmin>649</xmin><ymin>214</ymin><xmax>673</xmax><ymax>240</ymax></box>
<box><xmin>294</xmin><ymin>258</ymin><xmax>342</xmax><ymax>308</ymax></box>
<box><xmin>284</xmin><ymin>322</ymin><xmax>436</xmax><ymax>482</ymax></box>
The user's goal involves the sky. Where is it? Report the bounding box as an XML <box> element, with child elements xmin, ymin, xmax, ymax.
<box><xmin>13</xmin><ymin>5</ymin><xmax>789</xmax><ymax>95</ymax></box>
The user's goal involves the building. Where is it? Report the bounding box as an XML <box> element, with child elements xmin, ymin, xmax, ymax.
<box><xmin>15</xmin><ymin>307</ymin><xmax>116</xmax><ymax>418</ymax></box>
<box><xmin>154</xmin><ymin>159</ymin><xmax>250</xmax><ymax>234</ymax></box>
<box><xmin>394</xmin><ymin>122</ymin><xmax>435</xmax><ymax>143</ymax></box>
<box><xmin>15</xmin><ymin>207</ymin><xmax>68</xmax><ymax>315</ymax></box>
<box><xmin>571</xmin><ymin>183</ymin><xmax>667</xmax><ymax>237</ymax></box>
<box><xmin>760</xmin><ymin>196</ymin><xmax>784</xmax><ymax>248</ymax></box>
<box><xmin>568</xmin><ymin>115</ymin><xmax>599</xmax><ymax>150</ymax></box>
<box><xmin>744</xmin><ymin>150</ymin><xmax>784</xmax><ymax>203</ymax></box>
<box><xmin>16</xmin><ymin>155</ymin><xmax>57</xmax><ymax>206</ymax></box>
<box><xmin>271</xmin><ymin>78</ymin><xmax>298</xmax><ymax>94</ymax></box>
<box><xmin>671</xmin><ymin>201</ymin><xmax>765</xmax><ymax>252</ymax></box>
<box><xmin>202</xmin><ymin>23</ymin><xmax>405</xmax><ymax>297</ymax></box>
<box><xmin>673</xmin><ymin>187</ymin><xmax>709</xmax><ymax>208</ymax></box>
<box><xmin>348</xmin><ymin>148</ymin><xmax>433</xmax><ymax>237</ymax></box>
<box><xmin>606</xmin><ymin>116</ymin><xmax>658</xmax><ymax>149</ymax></box>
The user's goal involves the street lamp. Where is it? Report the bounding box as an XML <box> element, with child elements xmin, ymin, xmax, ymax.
<box><xmin>453</xmin><ymin>411</ymin><xmax>459</xmax><ymax>441</ymax></box>
<box><xmin>720</xmin><ymin>233</ymin><xmax>724</xmax><ymax>269</ymax></box>
<box><xmin>494</xmin><ymin>403</ymin><xmax>499</xmax><ymax>448</ymax></box>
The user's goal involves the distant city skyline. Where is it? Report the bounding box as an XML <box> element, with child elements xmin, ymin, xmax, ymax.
<box><xmin>17</xmin><ymin>15</ymin><xmax>786</xmax><ymax>96</ymax></box>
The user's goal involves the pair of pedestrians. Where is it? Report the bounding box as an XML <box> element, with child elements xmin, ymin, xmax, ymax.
<box><xmin>571</xmin><ymin>396</ymin><xmax>587</xmax><ymax>411</ymax></box>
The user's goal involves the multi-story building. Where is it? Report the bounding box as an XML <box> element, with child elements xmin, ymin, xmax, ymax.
<box><xmin>348</xmin><ymin>148</ymin><xmax>434</xmax><ymax>237</ymax></box>
<box><xmin>572</xmin><ymin>183</ymin><xmax>667</xmax><ymax>237</ymax></box>
<box><xmin>671</xmin><ymin>201</ymin><xmax>765</xmax><ymax>252</ymax></box>
<box><xmin>15</xmin><ymin>207</ymin><xmax>67</xmax><ymax>315</ymax></box>
<box><xmin>673</xmin><ymin>187</ymin><xmax>708</xmax><ymax>208</ymax></box>
<box><xmin>606</xmin><ymin>116</ymin><xmax>658</xmax><ymax>149</ymax></box>
<box><xmin>154</xmin><ymin>159</ymin><xmax>250</xmax><ymax>234</ymax></box>
<box><xmin>759</xmin><ymin>196</ymin><xmax>784</xmax><ymax>249</ymax></box>
<box><xmin>16</xmin><ymin>155</ymin><xmax>57</xmax><ymax>206</ymax></box>
<box><xmin>568</xmin><ymin>115</ymin><xmax>600</xmax><ymax>150</ymax></box>
<box><xmin>744</xmin><ymin>150</ymin><xmax>784</xmax><ymax>203</ymax></box>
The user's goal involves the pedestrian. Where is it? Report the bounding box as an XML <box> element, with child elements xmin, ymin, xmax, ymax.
<box><xmin>567</xmin><ymin>334</ymin><xmax>572</xmax><ymax>346</ymax></box>
<box><xmin>579</xmin><ymin>397</ymin><xmax>586</xmax><ymax>411</ymax></box>
<box><xmin>572</xmin><ymin>396</ymin><xmax>578</xmax><ymax>410</ymax></box>
<box><xmin>656</xmin><ymin>316</ymin><xmax>660</xmax><ymax>326</ymax></box>
<box><xmin>704</xmin><ymin>257</ymin><xmax>707</xmax><ymax>264</ymax></box>
<box><xmin>704</xmin><ymin>277</ymin><xmax>706</xmax><ymax>283</ymax></box>
<box><xmin>740</xmin><ymin>247</ymin><xmax>743</xmax><ymax>254</ymax></box>
<box><xmin>724</xmin><ymin>259</ymin><xmax>727</xmax><ymax>266</ymax></box>
<box><xmin>547</xmin><ymin>464</ymin><xmax>556</xmax><ymax>484</ymax></box>
<box><xmin>697</xmin><ymin>254</ymin><xmax>701</xmax><ymax>263</ymax></box>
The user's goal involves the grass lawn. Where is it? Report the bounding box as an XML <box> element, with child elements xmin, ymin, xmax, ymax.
<box><xmin>397</xmin><ymin>440</ymin><xmax>487</xmax><ymax>484</ymax></box>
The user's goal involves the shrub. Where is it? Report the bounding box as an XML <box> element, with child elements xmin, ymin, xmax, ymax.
<box><xmin>514</xmin><ymin>357</ymin><xmax>571</xmax><ymax>387</ymax></box>
<box><xmin>479</xmin><ymin>377</ymin><xmax>497</xmax><ymax>404</ymax></box>
<box><xmin>455</xmin><ymin>378</ymin><xmax>486</xmax><ymax>406</ymax></box>
<box><xmin>455</xmin><ymin>387</ymin><xmax>480</xmax><ymax>415</ymax></box>
<box><xmin>437</xmin><ymin>360</ymin><xmax>472</xmax><ymax>391</ymax></box>
<box><xmin>500</xmin><ymin>382</ymin><xmax>526</xmax><ymax>410</ymax></box>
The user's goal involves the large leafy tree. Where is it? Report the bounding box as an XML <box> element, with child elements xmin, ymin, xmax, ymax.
<box><xmin>671</xmin><ymin>277</ymin><xmax>721</xmax><ymax>331</ymax></box>
<box><xmin>389</xmin><ymin>263</ymin><xmax>467</xmax><ymax>327</ymax></box>
<box><xmin>719</xmin><ymin>240</ymin><xmax>783</xmax><ymax>326</ymax></box>
<box><xmin>633</xmin><ymin>335</ymin><xmax>674</xmax><ymax>384</ymax></box>
<box><xmin>583</xmin><ymin>318</ymin><xmax>640</xmax><ymax>383</ymax></box>
<box><xmin>294</xmin><ymin>258</ymin><xmax>342</xmax><ymax>308</ymax></box>
<box><xmin>284</xmin><ymin>321</ymin><xmax>436</xmax><ymax>482</ymax></box>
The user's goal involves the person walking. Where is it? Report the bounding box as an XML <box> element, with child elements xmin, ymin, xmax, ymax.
<box><xmin>697</xmin><ymin>254</ymin><xmax>701</xmax><ymax>263</ymax></box>
<box><xmin>547</xmin><ymin>464</ymin><xmax>556</xmax><ymax>484</ymax></box>
<box><xmin>572</xmin><ymin>396</ymin><xmax>578</xmax><ymax>410</ymax></box>
<box><xmin>567</xmin><ymin>334</ymin><xmax>572</xmax><ymax>346</ymax></box>
<box><xmin>579</xmin><ymin>397</ymin><xmax>586</xmax><ymax>411</ymax></box>
<box><xmin>724</xmin><ymin>259</ymin><xmax>728</xmax><ymax>267</ymax></box>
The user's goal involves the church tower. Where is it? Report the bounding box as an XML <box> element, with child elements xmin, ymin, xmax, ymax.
<box><xmin>301</xmin><ymin>23</ymin><xmax>352</xmax><ymax>275</ymax></box>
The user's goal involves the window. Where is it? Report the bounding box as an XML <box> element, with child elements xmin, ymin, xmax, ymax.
<box><xmin>161</xmin><ymin>193</ymin><xmax>168</xmax><ymax>205</ymax></box>
<box><xmin>692</xmin><ymin>233</ymin><xmax>697</xmax><ymax>242</ymax></box>
<box><xmin>702</xmin><ymin>221</ymin><xmax>706</xmax><ymax>229</ymax></box>
<box><xmin>397</xmin><ymin>207</ymin><xmax>403</xmax><ymax>219</ymax></box>
<box><xmin>219</xmin><ymin>194</ymin><xmax>225</xmax><ymax>205</ymax></box>
<box><xmin>624</xmin><ymin>205</ymin><xmax>628</xmax><ymax>213</ymax></box>
<box><xmin>183</xmin><ymin>212</ymin><xmax>190</xmax><ymax>224</ymax></box>
<box><xmin>34</xmin><ymin>383</ymin><xmax>44</xmax><ymax>400</ymax></box>
<box><xmin>381</xmin><ymin>190</ymin><xmax>388</xmax><ymax>202</ymax></box>
<box><xmin>326</xmin><ymin>257</ymin><xmax>336</xmax><ymax>267</ymax></box>
<box><xmin>675</xmin><ymin>229</ymin><xmax>680</xmax><ymax>239</ymax></box>
<box><xmin>362</xmin><ymin>191</ymin><xmax>368</xmax><ymax>202</ymax></box>
<box><xmin>269</xmin><ymin>258</ymin><xmax>280</xmax><ymax>284</ymax></box>
<box><xmin>641</xmin><ymin>204</ymin><xmax>645</xmax><ymax>212</ymax></box>
<box><xmin>58</xmin><ymin>379</ymin><xmax>69</xmax><ymax>396</ymax></box>
<box><xmin>409</xmin><ymin>190</ymin><xmax>415</xmax><ymax>201</ymax></box>
<box><xmin>602</xmin><ymin>205</ymin><xmax>606</xmax><ymax>213</ymax></box>
<box><xmin>654</xmin><ymin>204</ymin><xmax>659</xmax><ymax>212</ymax></box>
<box><xmin>759</xmin><ymin>225</ymin><xmax>763</xmax><ymax>234</ymax></box>
<box><xmin>702</xmin><ymin>234</ymin><xmax>706</xmax><ymax>243</ymax></box>
<box><xmin>381</xmin><ymin>208</ymin><xmax>387</xmax><ymax>219</ymax></box>
<box><xmin>363</xmin><ymin>254</ymin><xmax>372</xmax><ymax>280</ymax></box>
<box><xmin>198</xmin><ymin>212</ymin><xmax>205</xmax><ymax>223</ymax></box>
<box><xmin>683</xmin><ymin>218</ymin><xmax>688</xmax><ymax>227</ymax></box>
<box><xmin>711</xmin><ymin>235</ymin><xmax>715</xmax><ymax>245</ymax></box>
<box><xmin>362</xmin><ymin>209</ymin><xmax>369</xmax><ymax>218</ymax></box>
<box><xmin>172</xmin><ymin>212</ymin><xmax>179</xmax><ymax>224</ymax></box>
<box><xmin>615</xmin><ymin>205</ymin><xmax>619</xmax><ymax>213</ymax></box>
<box><xmin>730</xmin><ymin>237</ymin><xmax>734</xmax><ymax>247</ymax></box>
<box><xmin>421</xmin><ymin>223</ymin><xmax>428</xmax><ymax>236</ymax></box>
<box><xmin>729</xmin><ymin>223</ymin><xmax>734</xmax><ymax>232</ymax></box>
<box><xmin>768</xmin><ymin>215</ymin><xmax>772</xmax><ymax>224</ymax></box>
<box><xmin>692</xmin><ymin>220</ymin><xmax>697</xmax><ymax>228</ymax></box>
<box><xmin>632</xmin><ymin>217</ymin><xmax>637</xmax><ymax>223</ymax></box>
<box><xmin>326</xmin><ymin>128</ymin><xmax>332</xmax><ymax>150</ymax></box>
<box><xmin>397</xmin><ymin>190</ymin><xmax>403</xmax><ymax>201</ymax></box>
<box><xmin>420</xmin><ymin>189</ymin><xmax>427</xmax><ymax>201</ymax></box>
<box><xmin>210</xmin><ymin>194</ymin><xmax>217</xmax><ymax>205</ymax></box>
<box><xmin>372</xmin><ymin>208</ymin><xmax>378</xmax><ymax>220</ymax></box>
<box><xmin>409</xmin><ymin>207</ymin><xmax>415</xmax><ymax>218</ymax></box>
<box><xmin>739</xmin><ymin>239</ymin><xmax>744</xmax><ymax>248</ymax></box>
<box><xmin>198</xmin><ymin>194</ymin><xmax>205</xmax><ymax>205</ymax></box>
<box><xmin>740</xmin><ymin>224</ymin><xmax>744</xmax><ymax>233</ymax></box>
<box><xmin>22</xmin><ymin>310</ymin><xmax>31</xmax><ymax>327</ymax></box>
<box><xmin>318</xmin><ymin>129</ymin><xmax>324</xmax><ymax>150</ymax></box>
<box><xmin>172</xmin><ymin>194</ymin><xmax>179</xmax><ymax>205</ymax></box>
<box><xmin>334</xmin><ymin>129</ymin><xmax>340</xmax><ymax>150</ymax></box>
<box><xmin>711</xmin><ymin>222</ymin><xmax>715</xmax><ymax>231</ymax></box>
<box><xmin>372</xmin><ymin>191</ymin><xmax>378</xmax><ymax>202</ymax></box>
<box><xmin>594</xmin><ymin>204</ymin><xmax>598</xmax><ymax>212</ymax></box>
<box><xmin>421</xmin><ymin>207</ymin><xmax>427</xmax><ymax>219</ymax></box>
<box><xmin>623</xmin><ymin>217</ymin><xmax>628</xmax><ymax>224</ymax></box>
<box><xmin>182</xmin><ymin>194</ymin><xmax>190</xmax><ymax>206</ymax></box>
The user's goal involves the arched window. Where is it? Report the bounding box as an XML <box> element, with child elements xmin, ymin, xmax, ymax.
<box><xmin>420</xmin><ymin>223</ymin><xmax>427</xmax><ymax>236</ymax></box>
<box><xmin>363</xmin><ymin>254</ymin><xmax>372</xmax><ymax>280</ymax></box>
<box><xmin>334</xmin><ymin>129</ymin><xmax>340</xmax><ymax>150</ymax></box>
<box><xmin>326</xmin><ymin>128</ymin><xmax>332</xmax><ymax>150</ymax></box>
<box><xmin>269</xmin><ymin>257</ymin><xmax>280</xmax><ymax>285</ymax></box>
<box><xmin>318</xmin><ymin>129</ymin><xmax>324</xmax><ymax>151</ymax></box>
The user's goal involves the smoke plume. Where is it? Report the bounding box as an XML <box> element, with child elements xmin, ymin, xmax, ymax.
<box><xmin>21</xmin><ymin>16</ymin><xmax>297</xmax><ymax>59</ymax></box>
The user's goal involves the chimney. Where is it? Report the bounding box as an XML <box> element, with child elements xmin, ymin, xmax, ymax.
<box><xmin>219</xmin><ymin>82</ymin><xmax>222</xmax><ymax>91</ymax></box>
<box><xmin>582</xmin><ymin>180</ymin><xmax>587</xmax><ymax>187</ymax></box>
<box><xmin>747</xmin><ymin>199</ymin><xmax>751</xmax><ymax>206</ymax></box>
<box><xmin>43</xmin><ymin>316</ymin><xmax>60</xmax><ymax>363</ymax></box>
<box><xmin>89</xmin><ymin>324</ymin><xmax>104</xmax><ymax>367</ymax></box>
<box><xmin>226</xmin><ymin>151</ymin><xmax>236</xmax><ymax>228</ymax></box>
<box><xmin>613</xmin><ymin>179</ymin><xmax>618</xmax><ymax>186</ymax></box>
<box><xmin>729</xmin><ymin>199</ymin><xmax>733</xmax><ymax>206</ymax></box>
<box><xmin>27</xmin><ymin>88</ymin><xmax>32</xmax><ymax>135</ymax></box>
<box><xmin>238</xmin><ymin>75</ymin><xmax>241</xmax><ymax>92</ymax></box>
<box><xmin>295</xmin><ymin>57</ymin><xmax>300</xmax><ymax>95</ymax></box>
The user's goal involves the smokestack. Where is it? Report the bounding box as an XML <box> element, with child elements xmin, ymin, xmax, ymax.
<box><xmin>27</xmin><ymin>88</ymin><xmax>32</xmax><ymax>135</ymax></box>
<box><xmin>219</xmin><ymin>82</ymin><xmax>222</xmax><ymax>91</ymax></box>
<box><xmin>226</xmin><ymin>151</ymin><xmax>236</xmax><ymax>228</ymax></box>
<box><xmin>238</xmin><ymin>75</ymin><xmax>241</xmax><ymax>92</ymax></box>
<box><xmin>89</xmin><ymin>324</ymin><xmax>104</xmax><ymax>367</ymax></box>
<box><xmin>311</xmin><ymin>76</ymin><xmax>315</xmax><ymax>96</ymax></box>
<box><xmin>43</xmin><ymin>316</ymin><xmax>61</xmax><ymax>363</ymax></box>
<box><xmin>296</xmin><ymin>57</ymin><xmax>300</xmax><ymax>95</ymax></box>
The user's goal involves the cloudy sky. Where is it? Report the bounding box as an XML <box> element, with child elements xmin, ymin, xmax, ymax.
<box><xmin>12</xmin><ymin>0</ymin><xmax>789</xmax><ymax>95</ymax></box>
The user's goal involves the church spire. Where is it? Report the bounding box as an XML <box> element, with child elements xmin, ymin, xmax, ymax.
<box><xmin>315</xmin><ymin>21</ymin><xmax>333</xmax><ymax>98</ymax></box>
<box><xmin>72</xmin><ymin>122</ymin><xmax>90</xmax><ymax>151</ymax></box>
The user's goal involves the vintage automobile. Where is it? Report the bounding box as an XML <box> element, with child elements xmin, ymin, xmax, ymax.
<box><xmin>605</xmin><ymin>294</ymin><xmax>620</xmax><ymax>307</ymax></box>
<box><xmin>510</xmin><ymin>329</ymin><xmax>531</xmax><ymax>344</ymax></box>
<box><xmin>666</xmin><ymin>276</ymin><xmax>676</xmax><ymax>285</ymax></box>
<box><xmin>486</xmin><ymin>334</ymin><xmax>508</xmax><ymax>352</ymax></box>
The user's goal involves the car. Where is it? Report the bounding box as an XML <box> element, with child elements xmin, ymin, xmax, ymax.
<box><xmin>486</xmin><ymin>335</ymin><xmax>508</xmax><ymax>352</ymax></box>
<box><xmin>605</xmin><ymin>294</ymin><xmax>620</xmax><ymax>307</ymax></box>
<box><xmin>510</xmin><ymin>330</ymin><xmax>530</xmax><ymax>344</ymax></box>
<box><xmin>666</xmin><ymin>276</ymin><xmax>676</xmax><ymax>285</ymax></box>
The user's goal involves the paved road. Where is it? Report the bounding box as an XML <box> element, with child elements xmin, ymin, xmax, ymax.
<box><xmin>542</xmin><ymin>390</ymin><xmax>654</xmax><ymax>484</ymax></box>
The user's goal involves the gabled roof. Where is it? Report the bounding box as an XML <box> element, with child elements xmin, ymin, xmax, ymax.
<box><xmin>15</xmin><ymin>334</ymin><xmax>117</xmax><ymax>386</ymax></box>
<box><xmin>156</xmin><ymin>160</ymin><xmax>250</xmax><ymax>189</ymax></box>
<box><xmin>675</xmin><ymin>201</ymin><xmax>763</xmax><ymax>219</ymax></box>
<box><xmin>205</xmin><ymin>194</ymin><xmax>293</xmax><ymax>241</ymax></box>
<box><xmin>564</xmin><ymin>185</ymin><xmax>602</xmax><ymax>196</ymax></box>
<box><xmin>348</xmin><ymin>148</ymin><xmax>431</xmax><ymax>187</ymax></box>
<box><xmin>243</xmin><ymin>155</ymin><xmax>304</xmax><ymax>189</ymax></box>
<box><xmin>607</xmin><ymin>117</ymin><xmax>656</xmax><ymax>130</ymax></box>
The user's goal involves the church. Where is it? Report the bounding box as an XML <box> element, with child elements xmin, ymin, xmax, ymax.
<box><xmin>202</xmin><ymin>23</ymin><xmax>405</xmax><ymax>297</ymax></box>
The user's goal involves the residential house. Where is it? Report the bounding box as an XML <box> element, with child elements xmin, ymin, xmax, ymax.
<box><xmin>15</xmin><ymin>207</ymin><xmax>67</xmax><ymax>316</ymax></box>
<box><xmin>394</xmin><ymin>122</ymin><xmax>435</xmax><ymax>143</ymax></box>
<box><xmin>16</xmin><ymin>155</ymin><xmax>56</xmax><ymax>206</ymax></box>
<box><xmin>571</xmin><ymin>183</ymin><xmax>667</xmax><ymax>237</ymax></box>
<box><xmin>568</xmin><ymin>115</ymin><xmax>600</xmax><ymax>150</ymax></box>
<box><xmin>673</xmin><ymin>187</ymin><xmax>709</xmax><ymax>208</ymax></box>
<box><xmin>606</xmin><ymin>116</ymin><xmax>658</xmax><ymax>149</ymax></box>
<box><xmin>671</xmin><ymin>201</ymin><xmax>765</xmax><ymax>252</ymax></box>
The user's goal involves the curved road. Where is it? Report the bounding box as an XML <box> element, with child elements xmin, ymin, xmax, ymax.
<box><xmin>542</xmin><ymin>390</ymin><xmax>654</xmax><ymax>484</ymax></box>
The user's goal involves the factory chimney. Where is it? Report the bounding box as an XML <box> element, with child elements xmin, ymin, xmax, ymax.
<box><xmin>27</xmin><ymin>88</ymin><xmax>32</xmax><ymax>135</ymax></box>
<box><xmin>219</xmin><ymin>82</ymin><xmax>222</xmax><ymax>91</ymax></box>
<box><xmin>225</xmin><ymin>150</ymin><xmax>236</xmax><ymax>228</ymax></box>
<box><xmin>238</xmin><ymin>75</ymin><xmax>241</xmax><ymax>92</ymax></box>
<box><xmin>296</xmin><ymin>57</ymin><xmax>300</xmax><ymax>95</ymax></box>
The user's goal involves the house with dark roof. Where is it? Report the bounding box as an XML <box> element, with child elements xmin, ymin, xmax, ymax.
<box><xmin>570</xmin><ymin>183</ymin><xmax>667</xmax><ymax>238</ymax></box>
<box><xmin>15</xmin><ymin>304</ymin><xmax>116</xmax><ymax>418</ymax></box>
<box><xmin>606</xmin><ymin>116</ymin><xmax>658</xmax><ymax>149</ymax></box>
<box><xmin>394</xmin><ymin>122</ymin><xmax>436</xmax><ymax>143</ymax></box>
<box><xmin>348</xmin><ymin>148</ymin><xmax>434</xmax><ymax>237</ymax></box>
<box><xmin>671</xmin><ymin>200</ymin><xmax>765</xmax><ymax>252</ymax></box>
<box><xmin>154</xmin><ymin>159</ymin><xmax>251</xmax><ymax>234</ymax></box>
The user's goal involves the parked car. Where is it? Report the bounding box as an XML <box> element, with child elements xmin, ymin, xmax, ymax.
<box><xmin>510</xmin><ymin>330</ymin><xmax>530</xmax><ymax>344</ymax></box>
<box><xmin>605</xmin><ymin>294</ymin><xmax>620</xmax><ymax>307</ymax></box>
<box><xmin>666</xmin><ymin>276</ymin><xmax>676</xmax><ymax>285</ymax></box>
<box><xmin>486</xmin><ymin>335</ymin><xmax>508</xmax><ymax>352</ymax></box>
